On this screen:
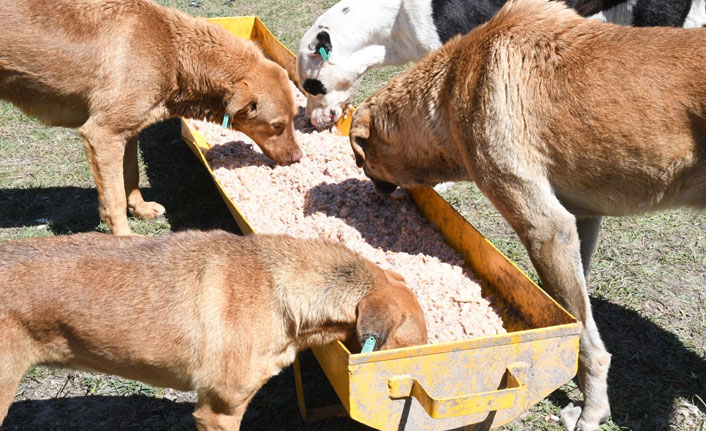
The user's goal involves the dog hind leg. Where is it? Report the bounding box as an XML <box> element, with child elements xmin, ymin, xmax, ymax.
<box><xmin>123</xmin><ymin>136</ymin><xmax>165</xmax><ymax>220</ymax></box>
<box><xmin>479</xmin><ymin>178</ymin><xmax>611</xmax><ymax>431</ymax></box>
<box><xmin>576</xmin><ymin>216</ymin><xmax>602</xmax><ymax>278</ymax></box>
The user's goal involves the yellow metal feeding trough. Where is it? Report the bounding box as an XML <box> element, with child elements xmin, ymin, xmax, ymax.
<box><xmin>180</xmin><ymin>16</ymin><xmax>581</xmax><ymax>431</ymax></box>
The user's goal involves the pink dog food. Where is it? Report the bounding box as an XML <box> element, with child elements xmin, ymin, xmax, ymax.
<box><xmin>184</xmin><ymin>84</ymin><xmax>505</xmax><ymax>344</ymax></box>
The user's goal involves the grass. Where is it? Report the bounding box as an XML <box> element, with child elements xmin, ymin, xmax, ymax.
<box><xmin>1</xmin><ymin>0</ymin><xmax>705</xmax><ymax>430</ymax></box>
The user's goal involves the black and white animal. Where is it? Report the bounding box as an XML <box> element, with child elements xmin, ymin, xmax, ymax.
<box><xmin>297</xmin><ymin>0</ymin><xmax>706</xmax><ymax>130</ymax></box>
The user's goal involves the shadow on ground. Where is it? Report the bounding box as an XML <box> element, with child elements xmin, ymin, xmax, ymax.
<box><xmin>0</xmin><ymin>185</ymin><xmax>100</xmax><ymax>233</ymax></box>
<box><xmin>3</xmin><ymin>395</ymin><xmax>196</xmax><ymax>431</ymax></box>
<box><xmin>138</xmin><ymin>119</ymin><xmax>239</xmax><ymax>233</ymax></box>
<box><xmin>4</xmin><ymin>352</ymin><xmax>364</xmax><ymax>431</ymax></box>
<box><xmin>546</xmin><ymin>297</ymin><xmax>706</xmax><ymax>430</ymax></box>
<box><xmin>0</xmin><ymin>119</ymin><xmax>238</xmax><ymax>235</ymax></box>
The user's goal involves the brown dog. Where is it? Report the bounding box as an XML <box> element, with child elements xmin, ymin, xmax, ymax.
<box><xmin>0</xmin><ymin>230</ymin><xmax>427</xmax><ymax>429</ymax></box>
<box><xmin>0</xmin><ymin>0</ymin><xmax>302</xmax><ymax>236</ymax></box>
<box><xmin>348</xmin><ymin>1</ymin><xmax>706</xmax><ymax>429</ymax></box>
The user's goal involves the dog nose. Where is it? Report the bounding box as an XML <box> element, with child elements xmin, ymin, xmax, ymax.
<box><xmin>291</xmin><ymin>148</ymin><xmax>303</xmax><ymax>163</ymax></box>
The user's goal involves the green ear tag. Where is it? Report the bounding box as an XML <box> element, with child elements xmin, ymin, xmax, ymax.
<box><xmin>319</xmin><ymin>47</ymin><xmax>331</xmax><ymax>62</ymax></box>
<box><xmin>361</xmin><ymin>336</ymin><xmax>377</xmax><ymax>353</ymax></box>
<box><xmin>222</xmin><ymin>114</ymin><xmax>230</xmax><ymax>129</ymax></box>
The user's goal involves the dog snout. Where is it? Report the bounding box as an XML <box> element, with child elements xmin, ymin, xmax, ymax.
<box><xmin>310</xmin><ymin>115</ymin><xmax>331</xmax><ymax>131</ymax></box>
<box><xmin>310</xmin><ymin>107</ymin><xmax>341</xmax><ymax>131</ymax></box>
<box><xmin>258</xmin><ymin>135</ymin><xmax>303</xmax><ymax>165</ymax></box>
<box><xmin>366</xmin><ymin>172</ymin><xmax>398</xmax><ymax>194</ymax></box>
<box><xmin>275</xmin><ymin>145</ymin><xmax>303</xmax><ymax>165</ymax></box>
<box><xmin>372</xmin><ymin>178</ymin><xmax>398</xmax><ymax>194</ymax></box>
<box><xmin>260</xmin><ymin>144</ymin><xmax>304</xmax><ymax>165</ymax></box>
<box><xmin>288</xmin><ymin>147</ymin><xmax>304</xmax><ymax>164</ymax></box>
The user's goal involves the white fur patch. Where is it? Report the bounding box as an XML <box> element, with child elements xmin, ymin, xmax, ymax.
<box><xmin>296</xmin><ymin>0</ymin><xmax>444</xmax><ymax>127</ymax></box>
<box><xmin>588</xmin><ymin>0</ymin><xmax>636</xmax><ymax>25</ymax></box>
<box><xmin>684</xmin><ymin>0</ymin><xmax>706</xmax><ymax>27</ymax></box>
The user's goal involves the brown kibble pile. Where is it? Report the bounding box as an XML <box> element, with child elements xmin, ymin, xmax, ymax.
<box><xmin>184</xmin><ymin>83</ymin><xmax>505</xmax><ymax>344</ymax></box>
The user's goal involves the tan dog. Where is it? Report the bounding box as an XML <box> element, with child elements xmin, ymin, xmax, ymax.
<box><xmin>348</xmin><ymin>0</ymin><xmax>706</xmax><ymax>429</ymax></box>
<box><xmin>0</xmin><ymin>230</ymin><xmax>427</xmax><ymax>430</ymax></box>
<box><xmin>0</xmin><ymin>0</ymin><xmax>302</xmax><ymax>236</ymax></box>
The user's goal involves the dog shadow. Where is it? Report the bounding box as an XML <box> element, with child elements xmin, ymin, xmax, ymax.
<box><xmin>545</xmin><ymin>297</ymin><xmax>706</xmax><ymax>429</ymax></box>
<box><xmin>137</xmin><ymin>119</ymin><xmax>240</xmax><ymax>233</ymax></box>
<box><xmin>0</xmin><ymin>119</ymin><xmax>240</xmax><ymax>235</ymax></box>
<box><xmin>294</xmin><ymin>106</ymin><xmax>318</xmax><ymax>134</ymax></box>
<box><xmin>302</xmin><ymin>178</ymin><xmax>465</xmax><ymax>266</ymax></box>
<box><xmin>2</xmin><ymin>395</ymin><xmax>197</xmax><ymax>431</ymax></box>
<box><xmin>0</xmin><ymin>185</ymin><xmax>101</xmax><ymax>234</ymax></box>
<box><xmin>204</xmin><ymin>138</ymin><xmax>275</xmax><ymax>171</ymax></box>
<box><xmin>2</xmin><ymin>351</ymin><xmax>367</xmax><ymax>431</ymax></box>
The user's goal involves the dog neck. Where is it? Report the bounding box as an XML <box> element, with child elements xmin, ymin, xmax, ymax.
<box><xmin>370</xmin><ymin>35</ymin><xmax>472</xmax><ymax>183</ymax></box>
<box><xmin>259</xmin><ymin>236</ymin><xmax>379</xmax><ymax>352</ymax></box>
<box><xmin>165</xmin><ymin>13</ymin><xmax>259</xmax><ymax>123</ymax></box>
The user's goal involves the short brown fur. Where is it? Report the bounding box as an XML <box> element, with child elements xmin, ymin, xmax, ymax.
<box><xmin>0</xmin><ymin>231</ymin><xmax>426</xmax><ymax>430</ymax></box>
<box><xmin>349</xmin><ymin>1</ymin><xmax>706</xmax><ymax>429</ymax></box>
<box><xmin>0</xmin><ymin>0</ymin><xmax>302</xmax><ymax>235</ymax></box>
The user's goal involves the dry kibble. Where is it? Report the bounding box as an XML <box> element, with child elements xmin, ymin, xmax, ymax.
<box><xmin>184</xmin><ymin>82</ymin><xmax>505</xmax><ymax>344</ymax></box>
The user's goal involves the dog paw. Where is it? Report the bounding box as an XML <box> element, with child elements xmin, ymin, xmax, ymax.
<box><xmin>132</xmin><ymin>201</ymin><xmax>166</xmax><ymax>220</ymax></box>
<box><xmin>560</xmin><ymin>402</ymin><xmax>605</xmax><ymax>431</ymax></box>
<box><xmin>560</xmin><ymin>403</ymin><xmax>582</xmax><ymax>430</ymax></box>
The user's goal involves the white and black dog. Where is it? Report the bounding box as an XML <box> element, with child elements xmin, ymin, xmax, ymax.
<box><xmin>297</xmin><ymin>0</ymin><xmax>706</xmax><ymax>130</ymax></box>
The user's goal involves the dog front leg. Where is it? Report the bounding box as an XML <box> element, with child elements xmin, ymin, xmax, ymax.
<box><xmin>0</xmin><ymin>362</ymin><xmax>25</xmax><ymax>426</ymax></box>
<box><xmin>481</xmin><ymin>180</ymin><xmax>611</xmax><ymax>431</ymax></box>
<box><xmin>0</xmin><ymin>326</ymin><xmax>37</xmax><ymax>425</ymax></box>
<box><xmin>79</xmin><ymin>120</ymin><xmax>132</xmax><ymax>235</ymax></box>
<box><xmin>123</xmin><ymin>136</ymin><xmax>165</xmax><ymax>220</ymax></box>
<box><xmin>193</xmin><ymin>387</ymin><xmax>258</xmax><ymax>431</ymax></box>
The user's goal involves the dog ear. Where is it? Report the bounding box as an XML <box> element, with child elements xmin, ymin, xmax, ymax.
<box><xmin>351</xmin><ymin>136</ymin><xmax>366</xmax><ymax>167</ymax></box>
<box><xmin>384</xmin><ymin>270</ymin><xmax>406</xmax><ymax>284</ymax></box>
<box><xmin>350</xmin><ymin>106</ymin><xmax>371</xmax><ymax>139</ymax></box>
<box><xmin>350</xmin><ymin>107</ymin><xmax>371</xmax><ymax>167</ymax></box>
<box><xmin>355</xmin><ymin>291</ymin><xmax>405</xmax><ymax>351</ymax></box>
<box><xmin>227</xmin><ymin>80</ymin><xmax>258</xmax><ymax>119</ymax></box>
<box><xmin>313</xmin><ymin>31</ymin><xmax>332</xmax><ymax>56</ymax></box>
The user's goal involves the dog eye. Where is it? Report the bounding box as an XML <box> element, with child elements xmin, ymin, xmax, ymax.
<box><xmin>249</xmin><ymin>102</ymin><xmax>257</xmax><ymax>114</ymax></box>
<box><xmin>272</xmin><ymin>122</ymin><xmax>284</xmax><ymax>132</ymax></box>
